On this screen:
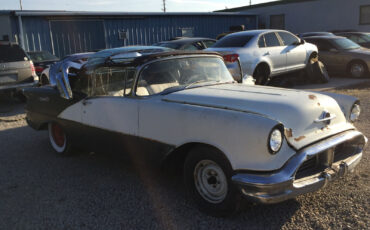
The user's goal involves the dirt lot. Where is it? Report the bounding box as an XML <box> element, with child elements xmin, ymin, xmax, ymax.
<box><xmin>0</xmin><ymin>84</ymin><xmax>369</xmax><ymax>230</ymax></box>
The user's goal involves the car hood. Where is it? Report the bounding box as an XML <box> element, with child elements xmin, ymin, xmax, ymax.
<box><xmin>162</xmin><ymin>83</ymin><xmax>354</xmax><ymax>149</ymax></box>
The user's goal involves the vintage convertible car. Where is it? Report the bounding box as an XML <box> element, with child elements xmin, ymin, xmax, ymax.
<box><xmin>24</xmin><ymin>48</ymin><xmax>367</xmax><ymax>216</ymax></box>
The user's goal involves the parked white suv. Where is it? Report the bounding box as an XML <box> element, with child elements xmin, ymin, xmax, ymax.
<box><xmin>207</xmin><ymin>29</ymin><xmax>318</xmax><ymax>84</ymax></box>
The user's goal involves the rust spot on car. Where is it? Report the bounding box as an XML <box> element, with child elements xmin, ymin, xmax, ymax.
<box><xmin>317</xmin><ymin>102</ymin><xmax>320</xmax><ymax>106</ymax></box>
<box><xmin>309</xmin><ymin>95</ymin><xmax>317</xmax><ymax>100</ymax></box>
<box><xmin>285</xmin><ymin>128</ymin><xmax>293</xmax><ymax>138</ymax></box>
<box><xmin>294</xmin><ymin>136</ymin><xmax>306</xmax><ymax>142</ymax></box>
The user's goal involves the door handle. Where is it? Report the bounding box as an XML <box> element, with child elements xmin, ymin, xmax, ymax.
<box><xmin>263</xmin><ymin>52</ymin><xmax>270</xmax><ymax>56</ymax></box>
<box><xmin>82</xmin><ymin>100</ymin><xmax>92</xmax><ymax>106</ymax></box>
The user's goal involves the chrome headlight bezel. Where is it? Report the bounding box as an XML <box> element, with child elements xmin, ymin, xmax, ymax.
<box><xmin>268</xmin><ymin>126</ymin><xmax>283</xmax><ymax>154</ymax></box>
<box><xmin>350</xmin><ymin>103</ymin><xmax>361</xmax><ymax>123</ymax></box>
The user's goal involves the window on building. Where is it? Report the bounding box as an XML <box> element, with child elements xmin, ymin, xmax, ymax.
<box><xmin>270</xmin><ymin>14</ymin><xmax>285</xmax><ymax>29</ymax></box>
<box><xmin>264</xmin><ymin>33</ymin><xmax>281</xmax><ymax>47</ymax></box>
<box><xmin>360</xmin><ymin>5</ymin><xmax>370</xmax><ymax>25</ymax></box>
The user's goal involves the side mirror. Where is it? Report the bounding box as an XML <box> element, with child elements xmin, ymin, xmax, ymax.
<box><xmin>300</xmin><ymin>39</ymin><xmax>305</xmax><ymax>45</ymax></box>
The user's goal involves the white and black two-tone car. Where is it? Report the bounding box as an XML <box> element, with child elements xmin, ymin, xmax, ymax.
<box><xmin>24</xmin><ymin>47</ymin><xmax>367</xmax><ymax>216</ymax></box>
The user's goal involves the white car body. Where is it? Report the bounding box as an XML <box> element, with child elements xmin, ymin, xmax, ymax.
<box><xmin>207</xmin><ymin>29</ymin><xmax>318</xmax><ymax>83</ymax></box>
<box><xmin>24</xmin><ymin>50</ymin><xmax>367</xmax><ymax>214</ymax></box>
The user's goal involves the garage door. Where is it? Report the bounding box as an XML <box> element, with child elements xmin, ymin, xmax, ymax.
<box><xmin>50</xmin><ymin>20</ymin><xmax>106</xmax><ymax>58</ymax></box>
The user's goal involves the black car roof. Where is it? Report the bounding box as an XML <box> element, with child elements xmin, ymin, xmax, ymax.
<box><xmin>156</xmin><ymin>37</ymin><xmax>216</xmax><ymax>45</ymax></box>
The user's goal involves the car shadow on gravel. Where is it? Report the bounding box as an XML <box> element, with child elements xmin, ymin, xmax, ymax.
<box><xmin>0</xmin><ymin>93</ymin><xmax>25</xmax><ymax>119</ymax></box>
<box><xmin>0</xmin><ymin>126</ymin><xmax>301</xmax><ymax>229</ymax></box>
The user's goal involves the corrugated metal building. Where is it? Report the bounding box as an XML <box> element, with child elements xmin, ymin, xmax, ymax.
<box><xmin>219</xmin><ymin>0</ymin><xmax>370</xmax><ymax>34</ymax></box>
<box><xmin>0</xmin><ymin>11</ymin><xmax>257</xmax><ymax>57</ymax></box>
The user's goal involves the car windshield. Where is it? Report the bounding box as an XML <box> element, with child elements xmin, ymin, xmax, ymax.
<box><xmin>28</xmin><ymin>51</ymin><xmax>59</xmax><ymax>62</ymax></box>
<box><xmin>360</xmin><ymin>34</ymin><xmax>370</xmax><ymax>42</ymax></box>
<box><xmin>332</xmin><ymin>38</ymin><xmax>361</xmax><ymax>50</ymax></box>
<box><xmin>213</xmin><ymin>35</ymin><xmax>253</xmax><ymax>48</ymax></box>
<box><xmin>155</xmin><ymin>43</ymin><xmax>182</xmax><ymax>49</ymax></box>
<box><xmin>136</xmin><ymin>56</ymin><xmax>234</xmax><ymax>96</ymax></box>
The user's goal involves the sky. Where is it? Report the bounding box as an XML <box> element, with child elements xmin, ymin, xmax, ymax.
<box><xmin>1</xmin><ymin>0</ymin><xmax>277</xmax><ymax>12</ymax></box>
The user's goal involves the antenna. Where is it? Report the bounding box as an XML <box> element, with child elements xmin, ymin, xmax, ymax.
<box><xmin>19</xmin><ymin>0</ymin><xmax>23</xmax><ymax>10</ymax></box>
<box><xmin>162</xmin><ymin>0</ymin><xmax>166</xmax><ymax>12</ymax></box>
<box><xmin>250</xmin><ymin>0</ymin><xmax>252</xmax><ymax>6</ymax></box>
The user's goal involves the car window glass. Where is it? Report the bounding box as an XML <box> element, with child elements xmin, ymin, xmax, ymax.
<box><xmin>258</xmin><ymin>36</ymin><xmax>266</xmax><ymax>47</ymax></box>
<box><xmin>212</xmin><ymin>35</ymin><xmax>253</xmax><ymax>48</ymax></box>
<box><xmin>278</xmin><ymin>32</ymin><xmax>299</xmax><ymax>46</ymax></box>
<box><xmin>183</xmin><ymin>44</ymin><xmax>199</xmax><ymax>50</ymax></box>
<box><xmin>0</xmin><ymin>45</ymin><xmax>28</xmax><ymax>63</ymax></box>
<box><xmin>306</xmin><ymin>39</ymin><xmax>333</xmax><ymax>51</ymax></box>
<box><xmin>349</xmin><ymin>35</ymin><xmax>361</xmax><ymax>43</ymax></box>
<box><xmin>264</xmin><ymin>33</ymin><xmax>281</xmax><ymax>47</ymax></box>
<box><xmin>203</xmin><ymin>40</ymin><xmax>216</xmax><ymax>48</ymax></box>
<box><xmin>332</xmin><ymin>38</ymin><xmax>360</xmax><ymax>50</ymax></box>
<box><xmin>136</xmin><ymin>57</ymin><xmax>233</xmax><ymax>96</ymax></box>
<box><xmin>84</xmin><ymin>67</ymin><xmax>136</xmax><ymax>97</ymax></box>
<box><xmin>28</xmin><ymin>51</ymin><xmax>58</xmax><ymax>62</ymax></box>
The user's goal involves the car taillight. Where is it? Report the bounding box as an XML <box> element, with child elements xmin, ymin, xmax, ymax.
<box><xmin>30</xmin><ymin>61</ymin><xmax>36</xmax><ymax>75</ymax></box>
<box><xmin>223</xmin><ymin>54</ymin><xmax>239</xmax><ymax>63</ymax></box>
<box><xmin>35</xmin><ymin>66</ymin><xmax>44</xmax><ymax>73</ymax></box>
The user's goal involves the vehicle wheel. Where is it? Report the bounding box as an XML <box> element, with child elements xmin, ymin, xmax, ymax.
<box><xmin>348</xmin><ymin>61</ymin><xmax>368</xmax><ymax>78</ymax></box>
<box><xmin>306</xmin><ymin>60</ymin><xmax>330</xmax><ymax>83</ymax></box>
<box><xmin>41</xmin><ymin>74</ymin><xmax>49</xmax><ymax>85</ymax></box>
<box><xmin>253</xmin><ymin>65</ymin><xmax>269</xmax><ymax>85</ymax></box>
<box><xmin>184</xmin><ymin>146</ymin><xmax>241</xmax><ymax>217</ymax></box>
<box><xmin>48</xmin><ymin>122</ymin><xmax>73</xmax><ymax>155</ymax></box>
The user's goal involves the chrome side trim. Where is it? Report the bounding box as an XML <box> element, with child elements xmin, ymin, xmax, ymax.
<box><xmin>0</xmin><ymin>80</ymin><xmax>38</xmax><ymax>91</ymax></box>
<box><xmin>232</xmin><ymin>130</ymin><xmax>367</xmax><ymax>204</ymax></box>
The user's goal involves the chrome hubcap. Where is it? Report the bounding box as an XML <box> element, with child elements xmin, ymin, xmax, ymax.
<box><xmin>351</xmin><ymin>64</ymin><xmax>365</xmax><ymax>78</ymax></box>
<box><xmin>194</xmin><ymin>160</ymin><xmax>227</xmax><ymax>204</ymax></box>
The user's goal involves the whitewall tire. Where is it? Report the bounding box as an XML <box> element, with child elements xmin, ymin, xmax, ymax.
<box><xmin>48</xmin><ymin>122</ymin><xmax>72</xmax><ymax>155</ymax></box>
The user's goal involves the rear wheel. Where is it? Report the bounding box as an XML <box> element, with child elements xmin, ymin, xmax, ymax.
<box><xmin>253</xmin><ymin>65</ymin><xmax>270</xmax><ymax>85</ymax></box>
<box><xmin>48</xmin><ymin>122</ymin><xmax>73</xmax><ymax>155</ymax></box>
<box><xmin>348</xmin><ymin>61</ymin><xmax>368</xmax><ymax>78</ymax></box>
<box><xmin>184</xmin><ymin>146</ymin><xmax>241</xmax><ymax>217</ymax></box>
<box><xmin>41</xmin><ymin>74</ymin><xmax>49</xmax><ymax>85</ymax></box>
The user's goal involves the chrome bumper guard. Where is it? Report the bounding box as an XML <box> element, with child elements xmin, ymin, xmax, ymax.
<box><xmin>232</xmin><ymin>130</ymin><xmax>368</xmax><ymax>204</ymax></box>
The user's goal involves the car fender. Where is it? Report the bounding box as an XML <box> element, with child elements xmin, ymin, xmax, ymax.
<box><xmin>138</xmin><ymin>97</ymin><xmax>296</xmax><ymax>171</ymax></box>
<box><xmin>303</xmin><ymin>42</ymin><xmax>318</xmax><ymax>64</ymax></box>
<box><xmin>317</xmin><ymin>91</ymin><xmax>359</xmax><ymax>121</ymax></box>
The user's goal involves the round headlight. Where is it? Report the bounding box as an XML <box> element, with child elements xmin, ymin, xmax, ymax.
<box><xmin>269</xmin><ymin>129</ymin><xmax>283</xmax><ymax>154</ymax></box>
<box><xmin>350</xmin><ymin>104</ymin><xmax>361</xmax><ymax>122</ymax></box>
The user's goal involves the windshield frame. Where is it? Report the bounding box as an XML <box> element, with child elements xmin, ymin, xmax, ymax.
<box><xmin>133</xmin><ymin>55</ymin><xmax>234</xmax><ymax>97</ymax></box>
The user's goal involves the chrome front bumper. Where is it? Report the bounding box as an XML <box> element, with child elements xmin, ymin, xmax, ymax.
<box><xmin>232</xmin><ymin>130</ymin><xmax>368</xmax><ymax>204</ymax></box>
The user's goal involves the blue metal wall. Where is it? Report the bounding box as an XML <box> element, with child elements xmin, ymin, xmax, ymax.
<box><xmin>10</xmin><ymin>14</ymin><xmax>256</xmax><ymax>58</ymax></box>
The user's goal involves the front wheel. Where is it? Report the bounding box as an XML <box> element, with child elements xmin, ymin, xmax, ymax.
<box><xmin>48</xmin><ymin>122</ymin><xmax>73</xmax><ymax>155</ymax></box>
<box><xmin>184</xmin><ymin>146</ymin><xmax>241</xmax><ymax>217</ymax></box>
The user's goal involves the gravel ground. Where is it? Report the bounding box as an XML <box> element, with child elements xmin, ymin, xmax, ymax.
<box><xmin>0</xmin><ymin>84</ymin><xmax>369</xmax><ymax>230</ymax></box>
